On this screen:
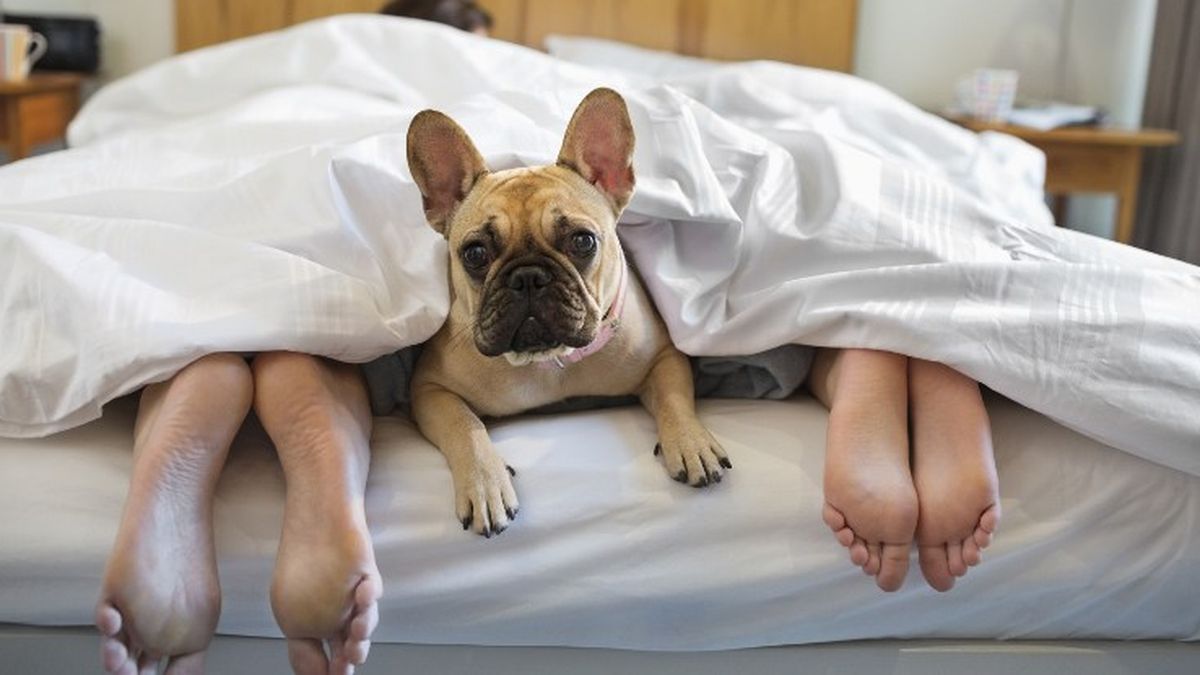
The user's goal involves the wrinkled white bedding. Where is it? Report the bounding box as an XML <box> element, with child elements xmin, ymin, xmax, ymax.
<box><xmin>544</xmin><ymin>34</ymin><xmax>1054</xmax><ymax>226</ymax></box>
<box><xmin>2</xmin><ymin>394</ymin><xmax>1198</xmax><ymax>646</ymax></box>
<box><xmin>0</xmin><ymin>16</ymin><xmax>1197</xmax><ymax>475</ymax></box>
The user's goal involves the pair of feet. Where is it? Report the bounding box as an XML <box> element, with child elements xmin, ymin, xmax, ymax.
<box><xmin>95</xmin><ymin>353</ymin><xmax>382</xmax><ymax>675</ymax></box>
<box><xmin>820</xmin><ymin>351</ymin><xmax>1000</xmax><ymax>592</ymax></box>
<box><xmin>94</xmin><ymin>349</ymin><xmax>993</xmax><ymax>675</ymax></box>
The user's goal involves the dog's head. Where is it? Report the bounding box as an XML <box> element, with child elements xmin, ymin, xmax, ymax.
<box><xmin>407</xmin><ymin>88</ymin><xmax>636</xmax><ymax>364</ymax></box>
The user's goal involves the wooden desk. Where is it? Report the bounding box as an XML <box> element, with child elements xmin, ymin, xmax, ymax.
<box><xmin>948</xmin><ymin>117</ymin><xmax>1180</xmax><ymax>243</ymax></box>
<box><xmin>0</xmin><ymin>73</ymin><xmax>86</xmax><ymax>162</ymax></box>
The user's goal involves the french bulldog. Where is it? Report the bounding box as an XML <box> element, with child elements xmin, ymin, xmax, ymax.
<box><xmin>407</xmin><ymin>88</ymin><xmax>730</xmax><ymax>537</ymax></box>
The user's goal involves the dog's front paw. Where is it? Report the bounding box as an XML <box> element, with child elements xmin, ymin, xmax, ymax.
<box><xmin>450</xmin><ymin>453</ymin><xmax>520</xmax><ymax>538</ymax></box>
<box><xmin>654</xmin><ymin>424</ymin><xmax>731</xmax><ymax>488</ymax></box>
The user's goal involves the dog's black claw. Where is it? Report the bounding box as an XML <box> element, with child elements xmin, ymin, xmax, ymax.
<box><xmin>506</xmin><ymin>465</ymin><xmax>517</xmax><ymax>477</ymax></box>
<box><xmin>505</xmin><ymin>506</ymin><xmax>517</xmax><ymax>520</ymax></box>
<box><xmin>719</xmin><ymin>457</ymin><xmax>733</xmax><ymax>469</ymax></box>
<box><xmin>711</xmin><ymin>472</ymin><xmax>722</xmax><ymax>484</ymax></box>
<box><xmin>493</xmin><ymin>523</ymin><xmax>507</xmax><ymax>535</ymax></box>
<box><xmin>483</xmin><ymin>526</ymin><xmax>493</xmax><ymax>539</ymax></box>
<box><xmin>674</xmin><ymin>469</ymin><xmax>688</xmax><ymax>483</ymax></box>
<box><xmin>692</xmin><ymin>476</ymin><xmax>709</xmax><ymax>488</ymax></box>
<box><xmin>653</xmin><ymin>443</ymin><xmax>661</xmax><ymax>456</ymax></box>
<box><xmin>461</xmin><ymin>517</ymin><xmax>471</xmax><ymax>530</ymax></box>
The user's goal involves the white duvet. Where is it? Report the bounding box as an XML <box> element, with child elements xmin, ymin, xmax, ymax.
<box><xmin>0</xmin><ymin>17</ymin><xmax>1197</xmax><ymax>475</ymax></box>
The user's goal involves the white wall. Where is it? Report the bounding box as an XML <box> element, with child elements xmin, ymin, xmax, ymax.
<box><xmin>2</xmin><ymin>0</ymin><xmax>174</xmax><ymax>82</ymax></box>
<box><xmin>856</xmin><ymin>0</ymin><xmax>1156</xmax><ymax>123</ymax></box>
<box><xmin>855</xmin><ymin>0</ymin><xmax>1159</xmax><ymax>237</ymax></box>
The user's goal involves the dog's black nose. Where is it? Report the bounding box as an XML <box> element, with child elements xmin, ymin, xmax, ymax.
<box><xmin>507</xmin><ymin>265</ymin><xmax>551</xmax><ymax>292</ymax></box>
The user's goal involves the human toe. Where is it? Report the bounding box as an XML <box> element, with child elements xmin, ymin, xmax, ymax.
<box><xmin>875</xmin><ymin>542</ymin><xmax>911</xmax><ymax>591</ymax></box>
<box><xmin>849</xmin><ymin>537</ymin><xmax>869</xmax><ymax>566</ymax></box>
<box><xmin>100</xmin><ymin>637</ymin><xmax>129</xmax><ymax>673</ymax></box>
<box><xmin>947</xmin><ymin>540</ymin><xmax>967</xmax><ymax>577</ymax></box>
<box><xmin>919</xmin><ymin>545</ymin><xmax>955</xmax><ymax>592</ymax></box>
<box><xmin>962</xmin><ymin>535</ymin><xmax>982</xmax><ymax>566</ymax></box>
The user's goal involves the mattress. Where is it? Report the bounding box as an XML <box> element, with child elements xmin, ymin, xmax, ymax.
<box><xmin>1</xmin><ymin>394</ymin><xmax>1197</xmax><ymax>649</ymax></box>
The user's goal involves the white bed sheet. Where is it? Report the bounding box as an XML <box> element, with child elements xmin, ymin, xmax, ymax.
<box><xmin>2</xmin><ymin>395</ymin><xmax>1197</xmax><ymax>649</ymax></box>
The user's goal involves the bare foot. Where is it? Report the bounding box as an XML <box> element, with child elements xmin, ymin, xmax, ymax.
<box><xmin>97</xmin><ymin>354</ymin><xmax>253</xmax><ymax>674</ymax></box>
<box><xmin>252</xmin><ymin>352</ymin><xmax>383</xmax><ymax>675</ymax></box>
<box><xmin>910</xmin><ymin>359</ymin><xmax>1000</xmax><ymax>592</ymax></box>
<box><xmin>272</xmin><ymin>489</ymin><xmax>382</xmax><ymax>675</ymax></box>
<box><xmin>817</xmin><ymin>349</ymin><xmax>918</xmax><ymax>592</ymax></box>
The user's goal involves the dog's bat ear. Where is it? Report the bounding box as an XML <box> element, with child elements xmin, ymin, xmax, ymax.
<box><xmin>407</xmin><ymin>110</ymin><xmax>489</xmax><ymax>236</ymax></box>
<box><xmin>557</xmin><ymin>88</ymin><xmax>636</xmax><ymax>213</ymax></box>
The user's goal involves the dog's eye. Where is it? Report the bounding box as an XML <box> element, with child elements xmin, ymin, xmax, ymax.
<box><xmin>461</xmin><ymin>243</ymin><xmax>491</xmax><ymax>270</ymax></box>
<box><xmin>570</xmin><ymin>231</ymin><xmax>598</xmax><ymax>257</ymax></box>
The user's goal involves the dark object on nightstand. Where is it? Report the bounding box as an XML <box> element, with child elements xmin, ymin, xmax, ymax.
<box><xmin>1</xmin><ymin>13</ymin><xmax>101</xmax><ymax>73</ymax></box>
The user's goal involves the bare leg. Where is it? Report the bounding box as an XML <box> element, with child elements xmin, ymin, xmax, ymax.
<box><xmin>252</xmin><ymin>352</ymin><xmax>381</xmax><ymax>675</ymax></box>
<box><xmin>96</xmin><ymin>353</ymin><xmax>253</xmax><ymax>675</ymax></box>
<box><xmin>810</xmin><ymin>348</ymin><xmax>917</xmax><ymax>591</ymax></box>
<box><xmin>909</xmin><ymin>358</ymin><xmax>1000</xmax><ymax>591</ymax></box>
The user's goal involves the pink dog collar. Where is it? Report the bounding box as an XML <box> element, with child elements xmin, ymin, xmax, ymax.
<box><xmin>542</xmin><ymin>256</ymin><xmax>628</xmax><ymax>370</ymax></box>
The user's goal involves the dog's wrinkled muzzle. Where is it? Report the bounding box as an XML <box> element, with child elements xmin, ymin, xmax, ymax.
<box><xmin>474</xmin><ymin>260</ymin><xmax>595</xmax><ymax>357</ymax></box>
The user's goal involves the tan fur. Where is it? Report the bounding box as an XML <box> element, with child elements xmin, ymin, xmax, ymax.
<box><xmin>408</xmin><ymin>89</ymin><xmax>730</xmax><ymax>537</ymax></box>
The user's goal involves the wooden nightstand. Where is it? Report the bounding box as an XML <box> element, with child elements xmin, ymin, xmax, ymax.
<box><xmin>947</xmin><ymin>116</ymin><xmax>1180</xmax><ymax>244</ymax></box>
<box><xmin>0</xmin><ymin>72</ymin><xmax>86</xmax><ymax>162</ymax></box>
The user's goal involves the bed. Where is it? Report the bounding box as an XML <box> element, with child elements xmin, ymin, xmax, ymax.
<box><xmin>3</xmin><ymin>394</ymin><xmax>1199</xmax><ymax>672</ymax></box>
<box><xmin>1</xmin><ymin>1</ymin><xmax>1198</xmax><ymax>673</ymax></box>
<box><xmin>15</xmin><ymin>389</ymin><xmax>1200</xmax><ymax>646</ymax></box>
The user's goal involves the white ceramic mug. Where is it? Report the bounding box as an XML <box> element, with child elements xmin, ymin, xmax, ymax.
<box><xmin>0</xmin><ymin>23</ymin><xmax>49</xmax><ymax>82</ymax></box>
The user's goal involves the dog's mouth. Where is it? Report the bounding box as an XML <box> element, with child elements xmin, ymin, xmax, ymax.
<box><xmin>473</xmin><ymin>258</ymin><xmax>598</xmax><ymax>361</ymax></box>
<box><xmin>502</xmin><ymin>342</ymin><xmax>577</xmax><ymax>367</ymax></box>
<box><xmin>475</xmin><ymin>306</ymin><xmax>595</xmax><ymax>360</ymax></box>
<box><xmin>511</xmin><ymin>316</ymin><xmax>566</xmax><ymax>351</ymax></box>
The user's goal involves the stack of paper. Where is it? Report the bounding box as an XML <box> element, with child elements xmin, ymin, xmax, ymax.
<box><xmin>1007</xmin><ymin>103</ymin><xmax>1101</xmax><ymax>131</ymax></box>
